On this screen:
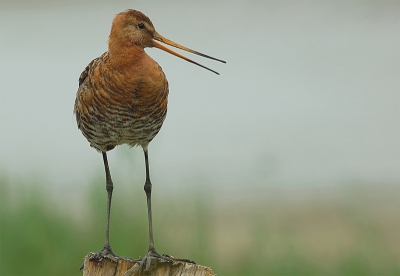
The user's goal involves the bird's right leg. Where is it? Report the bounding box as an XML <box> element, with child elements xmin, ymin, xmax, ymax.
<box><xmin>80</xmin><ymin>152</ymin><xmax>120</xmax><ymax>270</ymax></box>
<box><xmin>92</xmin><ymin>152</ymin><xmax>118</xmax><ymax>259</ymax></box>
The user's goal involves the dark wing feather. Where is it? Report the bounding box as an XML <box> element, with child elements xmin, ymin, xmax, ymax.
<box><xmin>78</xmin><ymin>52</ymin><xmax>108</xmax><ymax>87</ymax></box>
<box><xmin>75</xmin><ymin>52</ymin><xmax>107</xmax><ymax>129</ymax></box>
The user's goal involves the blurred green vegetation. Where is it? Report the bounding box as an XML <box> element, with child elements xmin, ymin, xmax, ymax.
<box><xmin>0</xmin><ymin>173</ymin><xmax>399</xmax><ymax>276</ymax></box>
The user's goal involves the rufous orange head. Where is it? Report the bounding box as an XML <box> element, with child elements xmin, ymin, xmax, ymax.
<box><xmin>109</xmin><ymin>9</ymin><xmax>225</xmax><ymax>74</ymax></box>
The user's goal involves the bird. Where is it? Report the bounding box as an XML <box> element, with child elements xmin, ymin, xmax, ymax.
<box><xmin>74</xmin><ymin>9</ymin><xmax>225</xmax><ymax>268</ymax></box>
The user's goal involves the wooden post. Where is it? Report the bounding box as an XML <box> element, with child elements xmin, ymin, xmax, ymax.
<box><xmin>82</xmin><ymin>253</ymin><xmax>215</xmax><ymax>276</ymax></box>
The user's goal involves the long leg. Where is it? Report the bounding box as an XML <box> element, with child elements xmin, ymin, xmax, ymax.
<box><xmin>136</xmin><ymin>146</ymin><xmax>194</xmax><ymax>272</ymax></box>
<box><xmin>91</xmin><ymin>152</ymin><xmax>118</xmax><ymax>258</ymax></box>
<box><xmin>101</xmin><ymin>151</ymin><xmax>118</xmax><ymax>256</ymax></box>
<box><xmin>80</xmin><ymin>152</ymin><xmax>118</xmax><ymax>269</ymax></box>
<box><xmin>143</xmin><ymin>146</ymin><xmax>155</xmax><ymax>252</ymax></box>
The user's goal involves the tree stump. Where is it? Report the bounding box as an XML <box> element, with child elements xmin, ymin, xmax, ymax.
<box><xmin>82</xmin><ymin>253</ymin><xmax>215</xmax><ymax>276</ymax></box>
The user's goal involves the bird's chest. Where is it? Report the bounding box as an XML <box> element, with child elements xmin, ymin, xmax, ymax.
<box><xmin>93</xmin><ymin>63</ymin><xmax>169</xmax><ymax>143</ymax></box>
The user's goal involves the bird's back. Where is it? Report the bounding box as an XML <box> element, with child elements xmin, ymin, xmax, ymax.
<box><xmin>74</xmin><ymin>51</ymin><xmax>169</xmax><ymax>152</ymax></box>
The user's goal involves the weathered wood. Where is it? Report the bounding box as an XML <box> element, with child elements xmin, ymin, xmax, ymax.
<box><xmin>82</xmin><ymin>253</ymin><xmax>215</xmax><ymax>276</ymax></box>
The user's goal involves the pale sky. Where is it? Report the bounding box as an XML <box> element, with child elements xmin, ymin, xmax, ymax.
<box><xmin>1</xmin><ymin>1</ymin><xmax>399</xmax><ymax>199</ymax></box>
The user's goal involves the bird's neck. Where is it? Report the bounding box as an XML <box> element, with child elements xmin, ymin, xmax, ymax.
<box><xmin>108</xmin><ymin>38</ymin><xmax>147</xmax><ymax>69</ymax></box>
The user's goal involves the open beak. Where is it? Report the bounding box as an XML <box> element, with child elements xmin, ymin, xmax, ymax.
<box><xmin>153</xmin><ymin>33</ymin><xmax>226</xmax><ymax>75</ymax></box>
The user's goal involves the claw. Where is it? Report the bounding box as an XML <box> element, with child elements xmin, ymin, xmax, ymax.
<box><xmin>79</xmin><ymin>246</ymin><xmax>120</xmax><ymax>270</ymax></box>
<box><xmin>160</xmin><ymin>253</ymin><xmax>195</xmax><ymax>264</ymax></box>
<box><xmin>90</xmin><ymin>245</ymin><xmax>118</xmax><ymax>261</ymax></box>
<box><xmin>134</xmin><ymin>249</ymin><xmax>195</xmax><ymax>274</ymax></box>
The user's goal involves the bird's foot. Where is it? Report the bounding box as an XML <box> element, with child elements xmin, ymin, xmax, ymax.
<box><xmin>133</xmin><ymin>248</ymin><xmax>195</xmax><ymax>273</ymax></box>
<box><xmin>91</xmin><ymin>245</ymin><xmax>119</xmax><ymax>260</ymax></box>
<box><xmin>79</xmin><ymin>245</ymin><xmax>120</xmax><ymax>270</ymax></box>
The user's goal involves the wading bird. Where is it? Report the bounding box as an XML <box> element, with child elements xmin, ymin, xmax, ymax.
<box><xmin>74</xmin><ymin>9</ymin><xmax>225</xmax><ymax>267</ymax></box>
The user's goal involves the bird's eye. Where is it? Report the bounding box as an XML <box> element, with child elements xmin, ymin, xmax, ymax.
<box><xmin>138</xmin><ymin>23</ymin><xmax>145</xmax><ymax>29</ymax></box>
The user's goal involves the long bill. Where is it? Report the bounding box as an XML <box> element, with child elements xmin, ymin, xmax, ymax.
<box><xmin>153</xmin><ymin>33</ymin><xmax>226</xmax><ymax>75</ymax></box>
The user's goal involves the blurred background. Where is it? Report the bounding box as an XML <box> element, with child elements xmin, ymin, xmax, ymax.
<box><xmin>1</xmin><ymin>0</ymin><xmax>399</xmax><ymax>275</ymax></box>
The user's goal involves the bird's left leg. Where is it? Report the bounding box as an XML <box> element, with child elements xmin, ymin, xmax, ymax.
<box><xmin>136</xmin><ymin>145</ymin><xmax>195</xmax><ymax>272</ymax></box>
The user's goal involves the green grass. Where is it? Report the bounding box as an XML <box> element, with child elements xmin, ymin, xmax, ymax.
<box><xmin>1</xmin><ymin>174</ymin><xmax>399</xmax><ymax>276</ymax></box>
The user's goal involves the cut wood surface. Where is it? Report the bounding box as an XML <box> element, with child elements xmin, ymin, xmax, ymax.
<box><xmin>82</xmin><ymin>253</ymin><xmax>215</xmax><ymax>276</ymax></box>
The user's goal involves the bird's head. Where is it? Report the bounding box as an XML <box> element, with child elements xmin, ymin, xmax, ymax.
<box><xmin>110</xmin><ymin>10</ymin><xmax>156</xmax><ymax>48</ymax></box>
<box><xmin>109</xmin><ymin>9</ymin><xmax>225</xmax><ymax>74</ymax></box>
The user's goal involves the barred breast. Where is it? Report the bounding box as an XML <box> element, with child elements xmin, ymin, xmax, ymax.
<box><xmin>74</xmin><ymin>51</ymin><xmax>169</xmax><ymax>152</ymax></box>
